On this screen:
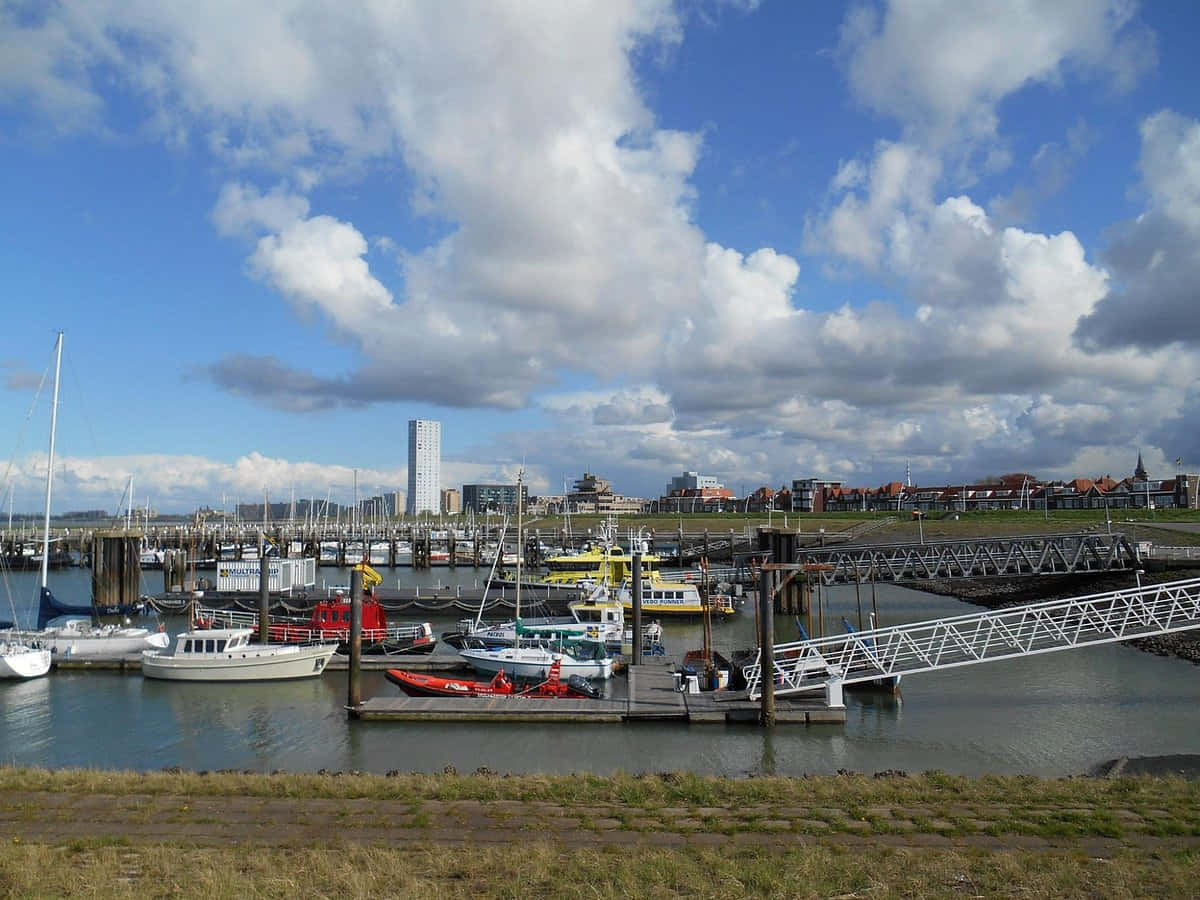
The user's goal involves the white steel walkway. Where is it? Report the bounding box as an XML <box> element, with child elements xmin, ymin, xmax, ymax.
<box><xmin>743</xmin><ymin>576</ymin><xmax>1200</xmax><ymax>705</ymax></box>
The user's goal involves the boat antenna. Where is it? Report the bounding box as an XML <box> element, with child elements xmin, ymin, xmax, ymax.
<box><xmin>39</xmin><ymin>332</ymin><xmax>63</xmax><ymax>591</ymax></box>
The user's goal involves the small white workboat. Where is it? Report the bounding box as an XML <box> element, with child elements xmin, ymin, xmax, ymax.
<box><xmin>142</xmin><ymin>628</ymin><xmax>337</xmax><ymax>682</ymax></box>
<box><xmin>0</xmin><ymin>641</ymin><xmax>52</xmax><ymax>680</ymax></box>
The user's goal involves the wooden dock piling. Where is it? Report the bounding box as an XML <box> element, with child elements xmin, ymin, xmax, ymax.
<box><xmin>92</xmin><ymin>530</ymin><xmax>141</xmax><ymax>613</ymax></box>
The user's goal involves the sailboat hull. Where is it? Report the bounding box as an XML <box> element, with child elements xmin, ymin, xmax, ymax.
<box><xmin>0</xmin><ymin>643</ymin><xmax>52</xmax><ymax>679</ymax></box>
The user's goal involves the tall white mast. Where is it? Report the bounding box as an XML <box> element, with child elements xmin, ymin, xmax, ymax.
<box><xmin>40</xmin><ymin>332</ymin><xmax>63</xmax><ymax>590</ymax></box>
<box><xmin>126</xmin><ymin>475</ymin><xmax>133</xmax><ymax>530</ymax></box>
<box><xmin>515</xmin><ymin>469</ymin><xmax>523</xmax><ymax>620</ymax></box>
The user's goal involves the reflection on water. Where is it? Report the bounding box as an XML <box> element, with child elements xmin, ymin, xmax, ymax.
<box><xmin>0</xmin><ymin>567</ymin><xmax>1197</xmax><ymax>776</ymax></box>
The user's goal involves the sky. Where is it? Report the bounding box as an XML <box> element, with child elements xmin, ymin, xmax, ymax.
<box><xmin>2</xmin><ymin>0</ymin><xmax>1199</xmax><ymax>515</ymax></box>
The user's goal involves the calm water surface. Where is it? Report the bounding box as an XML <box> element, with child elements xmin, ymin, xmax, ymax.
<box><xmin>2</xmin><ymin>565</ymin><xmax>1198</xmax><ymax>777</ymax></box>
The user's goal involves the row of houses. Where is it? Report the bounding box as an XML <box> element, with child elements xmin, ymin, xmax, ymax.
<box><xmin>795</xmin><ymin>470</ymin><xmax>1199</xmax><ymax>514</ymax></box>
<box><xmin>461</xmin><ymin>460</ymin><xmax>1197</xmax><ymax>517</ymax></box>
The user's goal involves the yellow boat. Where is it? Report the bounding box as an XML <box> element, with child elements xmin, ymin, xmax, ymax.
<box><xmin>540</xmin><ymin>540</ymin><xmax>661</xmax><ymax>585</ymax></box>
<box><xmin>617</xmin><ymin>581</ymin><xmax>736</xmax><ymax>618</ymax></box>
<box><xmin>536</xmin><ymin>538</ymin><xmax>735</xmax><ymax>617</ymax></box>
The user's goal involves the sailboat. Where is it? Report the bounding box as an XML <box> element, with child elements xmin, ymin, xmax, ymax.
<box><xmin>0</xmin><ymin>333</ymin><xmax>168</xmax><ymax>660</ymax></box>
<box><xmin>456</xmin><ymin>470</ymin><xmax>614</xmax><ymax>682</ymax></box>
<box><xmin>0</xmin><ymin>638</ymin><xmax>50</xmax><ymax>679</ymax></box>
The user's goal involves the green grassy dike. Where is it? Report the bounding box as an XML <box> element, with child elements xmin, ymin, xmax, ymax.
<box><xmin>0</xmin><ymin>768</ymin><xmax>1197</xmax><ymax>898</ymax></box>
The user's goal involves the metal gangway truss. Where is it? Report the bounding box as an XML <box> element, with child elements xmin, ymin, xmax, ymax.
<box><xmin>797</xmin><ymin>531</ymin><xmax>1139</xmax><ymax>585</ymax></box>
<box><xmin>743</xmin><ymin>576</ymin><xmax>1200</xmax><ymax>706</ymax></box>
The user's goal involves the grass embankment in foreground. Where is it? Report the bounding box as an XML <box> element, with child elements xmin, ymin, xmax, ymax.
<box><xmin>0</xmin><ymin>768</ymin><xmax>1198</xmax><ymax>898</ymax></box>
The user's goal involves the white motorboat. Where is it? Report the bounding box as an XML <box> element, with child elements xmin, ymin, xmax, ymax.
<box><xmin>0</xmin><ymin>641</ymin><xmax>51</xmax><ymax>679</ymax></box>
<box><xmin>458</xmin><ymin>639</ymin><xmax>614</xmax><ymax>681</ymax></box>
<box><xmin>142</xmin><ymin>628</ymin><xmax>338</xmax><ymax>681</ymax></box>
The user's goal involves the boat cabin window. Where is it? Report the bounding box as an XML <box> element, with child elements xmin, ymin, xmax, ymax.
<box><xmin>205</xmin><ymin>639</ymin><xmax>215</xmax><ymax>652</ymax></box>
<box><xmin>215</xmin><ymin>639</ymin><xmax>226</xmax><ymax>652</ymax></box>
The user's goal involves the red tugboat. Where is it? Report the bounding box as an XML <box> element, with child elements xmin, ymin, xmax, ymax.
<box><xmin>385</xmin><ymin>658</ymin><xmax>601</xmax><ymax>699</ymax></box>
<box><xmin>194</xmin><ymin>563</ymin><xmax>436</xmax><ymax>656</ymax></box>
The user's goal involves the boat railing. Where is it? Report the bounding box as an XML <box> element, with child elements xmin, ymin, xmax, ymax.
<box><xmin>194</xmin><ymin>606</ymin><xmax>429</xmax><ymax>642</ymax></box>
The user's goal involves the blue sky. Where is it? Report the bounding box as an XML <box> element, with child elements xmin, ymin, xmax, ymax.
<box><xmin>2</xmin><ymin>1</ymin><xmax>1200</xmax><ymax>514</ymax></box>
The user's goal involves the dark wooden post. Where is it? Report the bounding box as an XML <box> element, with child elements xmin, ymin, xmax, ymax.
<box><xmin>258</xmin><ymin>532</ymin><xmax>270</xmax><ymax>643</ymax></box>
<box><xmin>631</xmin><ymin>552</ymin><xmax>643</xmax><ymax>666</ymax></box>
<box><xmin>759</xmin><ymin>565</ymin><xmax>775</xmax><ymax>726</ymax></box>
<box><xmin>348</xmin><ymin>567</ymin><xmax>363</xmax><ymax>709</ymax></box>
<box><xmin>91</xmin><ymin>530</ymin><xmax>141</xmax><ymax>614</ymax></box>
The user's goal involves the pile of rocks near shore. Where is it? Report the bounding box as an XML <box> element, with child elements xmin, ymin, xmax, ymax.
<box><xmin>919</xmin><ymin>567</ymin><xmax>1200</xmax><ymax>666</ymax></box>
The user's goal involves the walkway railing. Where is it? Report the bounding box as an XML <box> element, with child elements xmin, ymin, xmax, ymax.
<box><xmin>796</xmin><ymin>531</ymin><xmax>1139</xmax><ymax>584</ymax></box>
<box><xmin>744</xmin><ymin>576</ymin><xmax>1200</xmax><ymax>700</ymax></box>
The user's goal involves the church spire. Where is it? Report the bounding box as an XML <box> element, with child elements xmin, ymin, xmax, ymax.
<box><xmin>1134</xmin><ymin>450</ymin><xmax>1148</xmax><ymax>482</ymax></box>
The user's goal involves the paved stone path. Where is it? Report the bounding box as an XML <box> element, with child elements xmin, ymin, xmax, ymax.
<box><xmin>2</xmin><ymin>790</ymin><xmax>1198</xmax><ymax>856</ymax></box>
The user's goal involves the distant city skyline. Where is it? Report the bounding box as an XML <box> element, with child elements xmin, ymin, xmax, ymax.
<box><xmin>2</xmin><ymin>4</ymin><xmax>1199</xmax><ymax>513</ymax></box>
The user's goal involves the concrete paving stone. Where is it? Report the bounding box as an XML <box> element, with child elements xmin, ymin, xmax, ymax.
<box><xmin>657</xmin><ymin>807</ymin><xmax>691</xmax><ymax>817</ymax></box>
<box><xmin>446</xmin><ymin>800</ymin><xmax>487</xmax><ymax>813</ymax></box>
<box><xmin>592</xmin><ymin>818</ymin><xmax>623</xmax><ymax>830</ymax></box>
<box><xmin>540</xmin><ymin>817</ymin><xmax>582</xmax><ymax>830</ymax></box>
<box><xmin>1000</xmin><ymin>834</ymin><xmax>1052</xmax><ymax>849</ymax></box>
<box><xmin>671</xmin><ymin>818</ymin><xmax>704</xmax><ymax>830</ymax></box>
<box><xmin>487</xmin><ymin>800</ymin><xmax>529</xmax><ymax>812</ymax></box>
<box><xmin>590</xmin><ymin>831</ymin><xmax>643</xmax><ymax>846</ymax></box>
<box><xmin>636</xmin><ymin>832</ymin><xmax>688</xmax><ymax>848</ymax></box>
<box><xmin>1111</xmin><ymin>809</ymin><xmax>1146</xmax><ymax>822</ymax></box>
<box><xmin>759</xmin><ymin>819</ymin><xmax>793</xmax><ymax>831</ymax></box>
<box><xmin>811</xmin><ymin>807</ymin><xmax>850</xmax><ymax>820</ymax></box>
<box><xmin>738</xmin><ymin>805</ymin><xmax>772</xmax><ymax>816</ymax></box>
<box><xmin>863</xmin><ymin>806</ymin><xmax>897</xmax><ymax>818</ymax></box>
<box><xmin>694</xmin><ymin>807</ymin><xmax>732</xmax><ymax>818</ymax></box>
<box><xmin>959</xmin><ymin>819</ymin><xmax>992</xmax><ymax>831</ymax></box>
<box><xmin>628</xmin><ymin>818</ymin><xmax>665</xmax><ymax>831</ymax></box>
<box><xmin>901</xmin><ymin>832</ymin><xmax>954</xmax><ymax>847</ymax></box>
<box><xmin>944</xmin><ymin>804</ymin><xmax>979</xmax><ymax>817</ymax></box>
<box><xmin>687</xmin><ymin>832</ymin><xmax>729</xmax><ymax>847</ymax></box>
<box><xmin>791</xmin><ymin>819</ymin><xmax>832</xmax><ymax>831</ymax></box>
<box><xmin>728</xmin><ymin>831</ymin><xmax>794</xmax><ymax>847</ymax></box>
<box><xmin>925</xmin><ymin>819</ymin><xmax>957</xmax><ymax>831</ymax></box>
<box><xmin>775</xmin><ymin>806</ymin><xmax>818</xmax><ymax>818</ymax></box>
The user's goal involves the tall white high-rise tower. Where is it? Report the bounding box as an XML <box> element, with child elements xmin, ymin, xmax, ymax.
<box><xmin>406</xmin><ymin>419</ymin><xmax>441</xmax><ymax>516</ymax></box>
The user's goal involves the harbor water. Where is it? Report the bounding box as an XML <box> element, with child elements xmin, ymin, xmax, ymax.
<box><xmin>2</xmin><ymin>566</ymin><xmax>1198</xmax><ymax>777</ymax></box>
